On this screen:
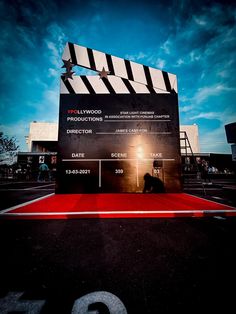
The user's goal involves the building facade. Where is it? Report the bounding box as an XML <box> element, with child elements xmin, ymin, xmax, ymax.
<box><xmin>26</xmin><ymin>121</ymin><xmax>200</xmax><ymax>154</ymax></box>
<box><xmin>12</xmin><ymin>122</ymin><xmax>234</xmax><ymax>180</ymax></box>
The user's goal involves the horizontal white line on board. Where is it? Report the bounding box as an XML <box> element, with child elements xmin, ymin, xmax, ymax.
<box><xmin>95</xmin><ymin>132</ymin><xmax>172</xmax><ymax>135</ymax></box>
<box><xmin>104</xmin><ymin>120</ymin><xmax>171</xmax><ymax>122</ymax></box>
<box><xmin>1</xmin><ymin>209</ymin><xmax>236</xmax><ymax>216</ymax></box>
<box><xmin>149</xmin><ymin>132</ymin><xmax>172</xmax><ymax>134</ymax></box>
<box><xmin>184</xmin><ymin>188</ymin><xmax>222</xmax><ymax>190</ymax></box>
<box><xmin>62</xmin><ymin>158</ymin><xmax>176</xmax><ymax>161</ymax></box>
<box><xmin>0</xmin><ymin>193</ymin><xmax>55</xmax><ymax>214</ymax></box>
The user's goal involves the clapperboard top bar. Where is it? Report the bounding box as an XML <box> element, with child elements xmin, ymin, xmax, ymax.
<box><xmin>61</xmin><ymin>42</ymin><xmax>178</xmax><ymax>94</ymax></box>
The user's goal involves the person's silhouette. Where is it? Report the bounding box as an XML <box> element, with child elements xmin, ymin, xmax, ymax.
<box><xmin>143</xmin><ymin>173</ymin><xmax>165</xmax><ymax>193</ymax></box>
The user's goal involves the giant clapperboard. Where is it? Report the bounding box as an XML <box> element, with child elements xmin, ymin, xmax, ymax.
<box><xmin>56</xmin><ymin>42</ymin><xmax>182</xmax><ymax>193</ymax></box>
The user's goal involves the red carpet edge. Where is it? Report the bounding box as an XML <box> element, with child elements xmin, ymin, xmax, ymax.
<box><xmin>1</xmin><ymin>193</ymin><xmax>236</xmax><ymax>219</ymax></box>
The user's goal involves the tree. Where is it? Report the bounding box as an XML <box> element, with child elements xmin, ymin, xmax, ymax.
<box><xmin>0</xmin><ymin>132</ymin><xmax>19</xmax><ymax>154</ymax></box>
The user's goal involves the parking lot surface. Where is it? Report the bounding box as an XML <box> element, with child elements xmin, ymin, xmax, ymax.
<box><xmin>0</xmin><ymin>179</ymin><xmax>235</xmax><ymax>313</ymax></box>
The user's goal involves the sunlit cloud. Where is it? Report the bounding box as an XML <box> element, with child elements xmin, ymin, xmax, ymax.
<box><xmin>156</xmin><ymin>58</ymin><xmax>166</xmax><ymax>69</ymax></box>
<box><xmin>193</xmin><ymin>84</ymin><xmax>236</xmax><ymax>104</ymax></box>
<box><xmin>179</xmin><ymin>105</ymin><xmax>194</xmax><ymax>113</ymax></box>
<box><xmin>125</xmin><ymin>52</ymin><xmax>147</xmax><ymax>61</ymax></box>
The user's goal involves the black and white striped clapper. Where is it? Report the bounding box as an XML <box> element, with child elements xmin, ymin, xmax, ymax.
<box><xmin>61</xmin><ymin>42</ymin><xmax>178</xmax><ymax>95</ymax></box>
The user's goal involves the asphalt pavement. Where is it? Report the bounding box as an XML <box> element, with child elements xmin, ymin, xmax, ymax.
<box><xmin>1</xmin><ymin>217</ymin><xmax>236</xmax><ymax>314</ymax></box>
<box><xmin>0</xmin><ymin>179</ymin><xmax>236</xmax><ymax>314</ymax></box>
<box><xmin>183</xmin><ymin>177</ymin><xmax>236</xmax><ymax>207</ymax></box>
<box><xmin>0</xmin><ymin>181</ymin><xmax>55</xmax><ymax>211</ymax></box>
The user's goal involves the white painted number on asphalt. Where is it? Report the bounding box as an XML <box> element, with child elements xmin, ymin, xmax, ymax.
<box><xmin>0</xmin><ymin>292</ymin><xmax>45</xmax><ymax>314</ymax></box>
<box><xmin>72</xmin><ymin>291</ymin><xmax>128</xmax><ymax>314</ymax></box>
<box><xmin>0</xmin><ymin>291</ymin><xmax>128</xmax><ymax>313</ymax></box>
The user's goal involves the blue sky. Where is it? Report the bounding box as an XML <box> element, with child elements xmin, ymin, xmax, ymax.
<box><xmin>0</xmin><ymin>0</ymin><xmax>235</xmax><ymax>153</ymax></box>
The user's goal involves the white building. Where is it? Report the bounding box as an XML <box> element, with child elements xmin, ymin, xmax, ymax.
<box><xmin>180</xmin><ymin>124</ymin><xmax>200</xmax><ymax>154</ymax></box>
<box><xmin>26</xmin><ymin>121</ymin><xmax>200</xmax><ymax>154</ymax></box>
<box><xmin>26</xmin><ymin>122</ymin><xmax>58</xmax><ymax>152</ymax></box>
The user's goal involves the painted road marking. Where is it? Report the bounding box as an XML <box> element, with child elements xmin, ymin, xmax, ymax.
<box><xmin>0</xmin><ymin>183</ymin><xmax>55</xmax><ymax>191</ymax></box>
<box><xmin>212</xmin><ymin>196</ymin><xmax>224</xmax><ymax>200</ymax></box>
<box><xmin>0</xmin><ymin>291</ymin><xmax>127</xmax><ymax>314</ymax></box>
<box><xmin>0</xmin><ymin>188</ymin><xmax>55</xmax><ymax>191</ymax></box>
<box><xmin>185</xmin><ymin>193</ymin><xmax>235</xmax><ymax>209</ymax></box>
<box><xmin>1</xmin><ymin>209</ymin><xmax>236</xmax><ymax>216</ymax></box>
<box><xmin>23</xmin><ymin>183</ymin><xmax>55</xmax><ymax>190</ymax></box>
<box><xmin>0</xmin><ymin>193</ymin><xmax>55</xmax><ymax>214</ymax></box>
<box><xmin>0</xmin><ymin>292</ymin><xmax>45</xmax><ymax>314</ymax></box>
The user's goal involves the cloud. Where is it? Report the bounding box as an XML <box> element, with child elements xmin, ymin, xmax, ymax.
<box><xmin>125</xmin><ymin>51</ymin><xmax>147</xmax><ymax>62</ymax></box>
<box><xmin>171</xmin><ymin>4</ymin><xmax>236</xmax><ymax>155</ymax></box>
<box><xmin>161</xmin><ymin>40</ymin><xmax>171</xmax><ymax>54</ymax></box>
<box><xmin>48</xmin><ymin>68</ymin><xmax>59</xmax><ymax>78</ymax></box>
<box><xmin>75</xmin><ymin>68</ymin><xmax>96</xmax><ymax>76</ymax></box>
<box><xmin>175</xmin><ymin>58</ymin><xmax>184</xmax><ymax>67</ymax></box>
<box><xmin>190</xmin><ymin>108</ymin><xmax>236</xmax><ymax>125</ymax></box>
<box><xmin>200</xmin><ymin>125</ymin><xmax>231</xmax><ymax>154</ymax></box>
<box><xmin>166</xmin><ymin>2</ymin><xmax>236</xmax><ymax>76</ymax></box>
<box><xmin>193</xmin><ymin>84</ymin><xmax>236</xmax><ymax>104</ymax></box>
<box><xmin>46</xmin><ymin>41</ymin><xmax>61</xmax><ymax>67</ymax></box>
<box><xmin>156</xmin><ymin>58</ymin><xmax>166</xmax><ymax>69</ymax></box>
<box><xmin>190</xmin><ymin>112</ymin><xmax>220</xmax><ymax>120</ymax></box>
<box><xmin>179</xmin><ymin>105</ymin><xmax>194</xmax><ymax>113</ymax></box>
<box><xmin>194</xmin><ymin>17</ymin><xmax>207</xmax><ymax>26</ymax></box>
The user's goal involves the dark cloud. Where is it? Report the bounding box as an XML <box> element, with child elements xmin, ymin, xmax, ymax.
<box><xmin>2</xmin><ymin>0</ymin><xmax>57</xmax><ymax>29</ymax></box>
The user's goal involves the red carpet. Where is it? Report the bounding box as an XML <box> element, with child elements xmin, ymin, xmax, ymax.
<box><xmin>1</xmin><ymin>193</ymin><xmax>236</xmax><ymax>219</ymax></box>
